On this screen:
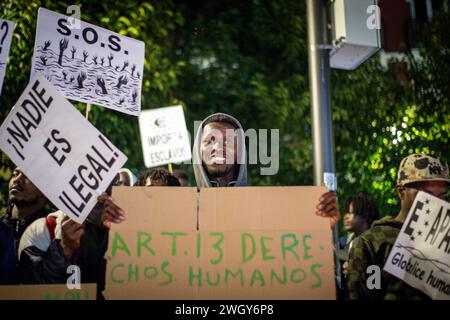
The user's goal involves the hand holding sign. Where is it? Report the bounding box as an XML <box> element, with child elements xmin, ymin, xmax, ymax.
<box><xmin>316</xmin><ymin>191</ymin><xmax>340</xmax><ymax>227</ymax></box>
<box><xmin>61</xmin><ymin>215</ymin><xmax>86</xmax><ymax>258</ymax></box>
<box><xmin>98</xmin><ymin>192</ymin><xmax>126</xmax><ymax>229</ymax></box>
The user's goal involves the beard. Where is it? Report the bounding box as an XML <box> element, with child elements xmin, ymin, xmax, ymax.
<box><xmin>10</xmin><ymin>195</ymin><xmax>41</xmax><ymax>208</ymax></box>
<box><xmin>203</xmin><ymin>163</ymin><xmax>234</xmax><ymax>179</ymax></box>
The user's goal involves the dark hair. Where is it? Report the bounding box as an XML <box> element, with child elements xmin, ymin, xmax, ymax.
<box><xmin>172</xmin><ymin>169</ymin><xmax>188</xmax><ymax>181</ymax></box>
<box><xmin>344</xmin><ymin>195</ymin><xmax>380</xmax><ymax>226</ymax></box>
<box><xmin>135</xmin><ymin>167</ymin><xmax>181</xmax><ymax>186</ymax></box>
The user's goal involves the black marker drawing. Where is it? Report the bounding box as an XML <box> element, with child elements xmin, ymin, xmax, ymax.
<box><xmin>58</xmin><ymin>38</ymin><xmax>69</xmax><ymax>66</ymax></box>
<box><xmin>40</xmin><ymin>56</ymin><xmax>47</xmax><ymax>65</ymax></box>
<box><xmin>121</xmin><ymin>60</ymin><xmax>128</xmax><ymax>72</ymax></box>
<box><xmin>116</xmin><ymin>75</ymin><xmax>128</xmax><ymax>89</ymax></box>
<box><xmin>107</xmin><ymin>53</ymin><xmax>113</xmax><ymax>67</ymax></box>
<box><xmin>97</xmin><ymin>76</ymin><xmax>108</xmax><ymax>94</ymax></box>
<box><xmin>31</xmin><ymin>9</ymin><xmax>144</xmax><ymax>115</ymax></box>
<box><xmin>77</xmin><ymin>71</ymin><xmax>87</xmax><ymax>88</ymax></box>
<box><xmin>82</xmin><ymin>50</ymin><xmax>88</xmax><ymax>62</ymax></box>
<box><xmin>395</xmin><ymin>244</ymin><xmax>450</xmax><ymax>275</ymax></box>
<box><xmin>33</xmin><ymin>37</ymin><xmax>141</xmax><ymax>114</ymax></box>
<box><xmin>43</xmin><ymin>40</ymin><xmax>51</xmax><ymax>51</ymax></box>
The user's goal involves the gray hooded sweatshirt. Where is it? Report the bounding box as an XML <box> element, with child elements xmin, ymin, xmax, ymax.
<box><xmin>192</xmin><ymin>113</ymin><xmax>248</xmax><ymax>188</ymax></box>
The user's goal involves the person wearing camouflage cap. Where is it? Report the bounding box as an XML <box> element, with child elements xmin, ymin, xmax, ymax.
<box><xmin>347</xmin><ymin>154</ymin><xmax>449</xmax><ymax>300</ymax></box>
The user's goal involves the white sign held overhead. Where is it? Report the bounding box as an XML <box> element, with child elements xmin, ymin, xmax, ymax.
<box><xmin>384</xmin><ymin>191</ymin><xmax>450</xmax><ymax>300</ymax></box>
<box><xmin>0</xmin><ymin>74</ymin><xmax>127</xmax><ymax>224</ymax></box>
<box><xmin>0</xmin><ymin>19</ymin><xmax>15</xmax><ymax>96</ymax></box>
<box><xmin>139</xmin><ymin>105</ymin><xmax>192</xmax><ymax>168</ymax></box>
<box><xmin>30</xmin><ymin>7</ymin><xmax>145</xmax><ymax>116</ymax></box>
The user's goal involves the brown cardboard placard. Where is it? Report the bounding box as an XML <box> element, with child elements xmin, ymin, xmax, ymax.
<box><xmin>104</xmin><ymin>186</ymin><xmax>198</xmax><ymax>300</ymax></box>
<box><xmin>104</xmin><ymin>186</ymin><xmax>335</xmax><ymax>300</ymax></box>
<box><xmin>198</xmin><ymin>186</ymin><xmax>335</xmax><ymax>299</ymax></box>
<box><xmin>0</xmin><ymin>283</ymin><xmax>96</xmax><ymax>300</ymax></box>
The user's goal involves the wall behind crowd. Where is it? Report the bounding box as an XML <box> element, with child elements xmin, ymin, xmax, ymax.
<box><xmin>1</xmin><ymin>1</ymin><xmax>449</xmax><ymax>224</ymax></box>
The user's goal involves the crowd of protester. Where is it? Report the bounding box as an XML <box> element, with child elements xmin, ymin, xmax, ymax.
<box><xmin>0</xmin><ymin>113</ymin><xmax>448</xmax><ymax>300</ymax></box>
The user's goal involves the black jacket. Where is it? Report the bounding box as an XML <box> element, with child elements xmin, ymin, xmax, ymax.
<box><xmin>0</xmin><ymin>204</ymin><xmax>47</xmax><ymax>245</ymax></box>
<box><xmin>0</xmin><ymin>220</ymin><xmax>17</xmax><ymax>284</ymax></box>
<box><xmin>18</xmin><ymin>213</ymin><xmax>109</xmax><ymax>300</ymax></box>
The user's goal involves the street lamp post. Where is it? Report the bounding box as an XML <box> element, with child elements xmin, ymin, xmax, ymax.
<box><xmin>306</xmin><ymin>0</ymin><xmax>342</xmax><ymax>291</ymax></box>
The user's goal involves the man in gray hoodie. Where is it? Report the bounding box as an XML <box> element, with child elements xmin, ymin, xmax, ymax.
<box><xmin>192</xmin><ymin>113</ymin><xmax>248</xmax><ymax>188</ymax></box>
<box><xmin>191</xmin><ymin>112</ymin><xmax>339</xmax><ymax>225</ymax></box>
<box><xmin>105</xmin><ymin>112</ymin><xmax>338</xmax><ymax>223</ymax></box>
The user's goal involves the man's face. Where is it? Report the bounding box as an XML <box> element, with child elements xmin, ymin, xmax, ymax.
<box><xmin>343</xmin><ymin>202</ymin><xmax>368</xmax><ymax>233</ymax></box>
<box><xmin>201</xmin><ymin>122</ymin><xmax>238</xmax><ymax>179</ymax></box>
<box><xmin>8</xmin><ymin>167</ymin><xmax>44</xmax><ymax>206</ymax></box>
<box><xmin>399</xmin><ymin>180</ymin><xmax>448</xmax><ymax>212</ymax></box>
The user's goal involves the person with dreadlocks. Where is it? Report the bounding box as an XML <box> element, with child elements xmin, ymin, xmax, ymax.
<box><xmin>343</xmin><ymin>195</ymin><xmax>380</xmax><ymax>250</ymax></box>
<box><xmin>337</xmin><ymin>195</ymin><xmax>380</xmax><ymax>295</ymax></box>
<box><xmin>135</xmin><ymin>167</ymin><xmax>181</xmax><ymax>187</ymax></box>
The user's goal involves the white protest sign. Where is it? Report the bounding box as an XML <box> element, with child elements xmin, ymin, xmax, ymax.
<box><xmin>139</xmin><ymin>105</ymin><xmax>192</xmax><ymax>167</ymax></box>
<box><xmin>0</xmin><ymin>74</ymin><xmax>127</xmax><ymax>224</ymax></box>
<box><xmin>0</xmin><ymin>19</ymin><xmax>15</xmax><ymax>96</ymax></box>
<box><xmin>384</xmin><ymin>191</ymin><xmax>450</xmax><ymax>300</ymax></box>
<box><xmin>30</xmin><ymin>8</ymin><xmax>145</xmax><ymax>116</ymax></box>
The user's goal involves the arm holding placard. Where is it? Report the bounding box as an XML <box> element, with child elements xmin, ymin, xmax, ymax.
<box><xmin>60</xmin><ymin>216</ymin><xmax>86</xmax><ymax>258</ymax></box>
<box><xmin>18</xmin><ymin>212</ymin><xmax>86</xmax><ymax>284</ymax></box>
<box><xmin>18</xmin><ymin>219</ymin><xmax>74</xmax><ymax>284</ymax></box>
<box><xmin>315</xmin><ymin>190</ymin><xmax>340</xmax><ymax>227</ymax></box>
<box><xmin>18</xmin><ymin>195</ymin><xmax>122</xmax><ymax>285</ymax></box>
<box><xmin>99</xmin><ymin>193</ymin><xmax>126</xmax><ymax>229</ymax></box>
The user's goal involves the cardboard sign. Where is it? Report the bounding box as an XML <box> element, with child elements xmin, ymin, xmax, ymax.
<box><xmin>0</xmin><ymin>283</ymin><xmax>96</xmax><ymax>300</ymax></box>
<box><xmin>0</xmin><ymin>19</ymin><xmax>15</xmax><ymax>96</ymax></box>
<box><xmin>384</xmin><ymin>191</ymin><xmax>450</xmax><ymax>300</ymax></box>
<box><xmin>0</xmin><ymin>74</ymin><xmax>127</xmax><ymax>223</ymax></box>
<box><xmin>139</xmin><ymin>105</ymin><xmax>192</xmax><ymax>167</ymax></box>
<box><xmin>30</xmin><ymin>8</ymin><xmax>145</xmax><ymax>116</ymax></box>
<box><xmin>104</xmin><ymin>186</ymin><xmax>335</xmax><ymax>300</ymax></box>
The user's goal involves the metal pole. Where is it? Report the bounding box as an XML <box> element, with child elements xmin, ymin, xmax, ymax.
<box><xmin>306</xmin><ymin>0</ymin><xmax>342</xmax><ymax>291</ymax></box>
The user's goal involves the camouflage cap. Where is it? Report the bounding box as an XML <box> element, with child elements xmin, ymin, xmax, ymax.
<box><xmin>397</xmin><ymin>154</ymin><xmax>450</xmax><ymax>186</ymax></box>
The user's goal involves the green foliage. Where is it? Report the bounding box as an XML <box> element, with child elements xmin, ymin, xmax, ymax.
<box><xmin>331</xmin><ymin>11</ymin><xmax>450</xmax><ymax>216</ymax></box>
<box><xmin>0</xmin><ymin>1</ymin><xmax>186</xmax><ymax>211</ymax></box>
<box><xmin>176</xmin><ymin>0</ymin><xmax>313</xmax><ymax>186</ymax></box>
